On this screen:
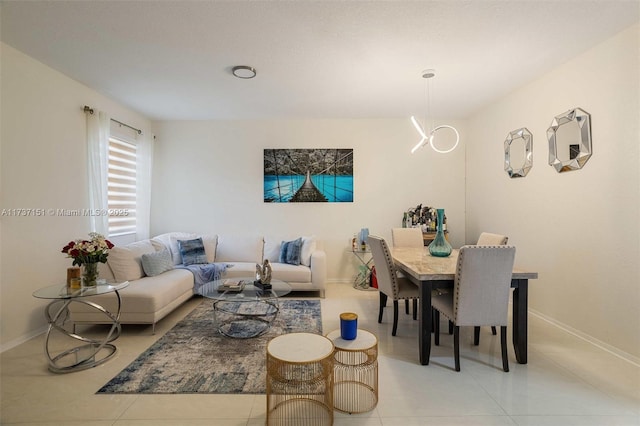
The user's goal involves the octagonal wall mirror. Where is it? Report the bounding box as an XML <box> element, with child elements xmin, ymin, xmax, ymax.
<box><xmin>504</xmin><ymin>127</ymin><xmax>533</xmax><ymax>178</ymax></box>
<box><xmin>547</xmin><ymin>107</ymin><xmax>592</xmax><ymax>173</ymax></box>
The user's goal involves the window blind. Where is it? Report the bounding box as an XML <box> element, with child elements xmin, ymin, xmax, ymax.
<box><xmin>108</xmin><ymin>137</ymin><xmax>137</xmax><ymax>236</ymax></box>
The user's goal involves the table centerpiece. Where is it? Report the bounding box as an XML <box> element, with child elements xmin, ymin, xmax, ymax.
<box><xmin>61</xmin><ymin>232</ymin><xmax>114</xmax><ymax>286</ymax></box>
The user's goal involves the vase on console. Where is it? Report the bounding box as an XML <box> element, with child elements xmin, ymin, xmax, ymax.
<box><xmin>428</xmin><ymin>208</ymin><xmax>452</xmax><ymax>257</ymax></box>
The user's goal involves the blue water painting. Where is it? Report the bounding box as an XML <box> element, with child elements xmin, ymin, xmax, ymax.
<box><xmin>264</xmin><ymin>175</ymin><xmax>353</xmax><ymax>203</ymax></box>
<box><xmin>264</xmin><ymin>175</ymin><xmax>304</xmax><ymax>203</ymax></box>
<box><xmin>263</xmin><ymin>148</ymin><xmax>354</xmax><ymax>203</ymax></box>
<box><xmin>312</xmin><ymin>175</ymin><xmax>353</xmax><ymax>202</ymax></box>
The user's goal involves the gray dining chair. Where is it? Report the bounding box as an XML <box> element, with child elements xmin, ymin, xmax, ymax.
<box><xmin>475</xmin><ymin>232</ymin><xmax>508</xmax><ymax>340</ymax></box>
<box><xmin>391</xmin><ymin>227</ymin><xmax>422</xmax><ymax>318</ymax></box>
<box><xmin>367</xmin><ymin>235</ymin><xmax>420</xmax><ymax>336</ymax></box>
<box><xmin>432</xmin><ymin>245</ymin><xmax>516</xmax><ymax>372</ymax></box>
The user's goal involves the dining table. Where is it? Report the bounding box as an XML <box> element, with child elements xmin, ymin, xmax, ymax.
<box><xmin>391</xmin><ymin>246</ymin><xmax>538</xmax><ymax>366</ymax></box>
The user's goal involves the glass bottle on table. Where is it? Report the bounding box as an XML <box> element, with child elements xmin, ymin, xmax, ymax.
<box><xmin>429</xmin><ymin>208</ymin><xmax>452</xmax><ymax>257</ymax></box>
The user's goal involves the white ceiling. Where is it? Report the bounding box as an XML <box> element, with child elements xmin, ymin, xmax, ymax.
<box><xmin>1</xmin><ymin>1</ymin><xmax>638</xmax><ymax>121</ymax></box>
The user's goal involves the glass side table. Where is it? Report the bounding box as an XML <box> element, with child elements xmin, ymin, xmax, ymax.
<box><xmin>350</xmin><ymin>248</ymin><xmax>373</xmax><ymax>290</ymax></box>
<box><xmin>32</xmin><ymin>281</ymin><xmax>128</xmax><ymax>373</ymax></box>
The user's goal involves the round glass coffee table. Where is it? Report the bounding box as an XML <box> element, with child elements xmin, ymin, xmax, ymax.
<box><xmin>32</xmin><ymin>281</ymin><xmax>129</xmax><ymax>373</ymax></box>
<box><xmin>200</xmin><ymin>278</ymin><xmax>291</xmax><ymax>338</ymax></box>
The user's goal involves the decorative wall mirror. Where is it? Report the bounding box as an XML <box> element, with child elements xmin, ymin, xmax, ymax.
<box><xmin>547</xmin><ymin>107</ymin><xmax>592</xmax><ymax>173</ymax></box>
<box><xmin>504</xmin><ymin>127</ymin><xmax>533</xmax><ymax>178</ymax></box>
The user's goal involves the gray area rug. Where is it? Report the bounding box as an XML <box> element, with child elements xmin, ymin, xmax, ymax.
<box><xmin>97</xmin><ymin>299</ymin><xmax>322</xmax><ymax>394</ymax></box>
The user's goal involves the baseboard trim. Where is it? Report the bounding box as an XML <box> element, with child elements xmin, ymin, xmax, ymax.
<box><xmin>1</xmin><ymin>325</ymin><xmax>47</xmax><ymax>354</ymax></box>
<box><xmin>327</xmin><ymin>278</ymin><xmax>351</xmax><ymax>284</ymax></box>
<box><xmin>529</xmin><ymin>308</ymin><xmax>640</xmax><ymax>367</ymax></box>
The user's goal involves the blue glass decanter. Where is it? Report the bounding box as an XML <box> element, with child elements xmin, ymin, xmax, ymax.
<box><xmin>429</xmin><ymin>208</ymin><xmax>452</xmax><ymax>257</ymax></box>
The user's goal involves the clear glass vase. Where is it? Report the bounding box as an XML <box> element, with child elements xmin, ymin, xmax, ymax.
<box><xmin>82</xmin><ymin>262</ymin><xmax>99</xmax><ymax>287</ymax></box>
<box><xmin>429</xmin><ymin>208</ymin><xmax>452</xmax><ymax>257</ymax></box>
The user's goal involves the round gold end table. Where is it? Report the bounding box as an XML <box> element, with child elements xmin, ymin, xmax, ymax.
<box><xmin>266</xmin><ymin>332</ymin><xmax>334</xmax><ymax>426</ymax></box>
<box><xmin>326</xmin><ymin>328</ymin><xmax>378</xmax><ymax>414</ymax></box>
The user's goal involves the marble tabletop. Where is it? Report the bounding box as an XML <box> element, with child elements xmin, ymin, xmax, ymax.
<box><xmin>390</xmin><ymin>247</ymin><xmax>538</xmax><ymax>281</ymax></box>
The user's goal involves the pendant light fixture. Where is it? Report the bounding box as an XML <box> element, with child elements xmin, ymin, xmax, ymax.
<box><xmin>410</xmin><ymin>69</ymin><xmax>459</xmax><ymax>154</ymax></box>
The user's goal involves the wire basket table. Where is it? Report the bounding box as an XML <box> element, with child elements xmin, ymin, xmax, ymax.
<box><xmin>266</xmin><ymin>332</ymin><xmax>335</xmax><ymax>426</ymax></box>
<box><xmin>326</xmin><ymin>329</ymin><xmax>378</xmax><ymax>414</ymax></box>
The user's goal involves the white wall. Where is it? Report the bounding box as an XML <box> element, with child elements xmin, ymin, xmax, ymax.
<box><xmin>466</xmin><ymin>25</ymin><xmax>640</xmax><ymax>360</ymax></box>
<box><xmin>0</xmin><ymin>43</ymin><xmax>151</xmax><ymax>350</ymax></box>
<box><xmin>150</xmin><ymin>119</ymin><xmax>467</xmax><ymax>281</ymax></box>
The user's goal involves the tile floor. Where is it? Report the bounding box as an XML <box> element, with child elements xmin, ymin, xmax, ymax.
<box><xmin>1</xmin><ymin>282</ymin><xmax>639</xmax><ymax>425</ymax></box>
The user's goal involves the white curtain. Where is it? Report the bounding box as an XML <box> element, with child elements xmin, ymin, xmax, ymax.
<box><xmin>86</xmin><ymin>110</ymin><xmax>110</xmax><ymax>235</ymax></box>
<box><xmin>136</xmin><ymin>132</ymin><xmax>154</xmax><ymax>240</ymax></box>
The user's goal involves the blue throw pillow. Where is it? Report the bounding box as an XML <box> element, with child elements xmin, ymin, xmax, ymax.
<box><xmin>178</xmin><ymin>238</ymin><xmax>208</xmax><ymax>266</ymax></box>
<box><xmin>279</xmin><ymin>238</ymin><xmax>303</xmax><ymax>266</ymax></box>
<box><xmin>141</xmin><ymin>249</ymin><xmax>174</xmax><ymax>277</ymax></box>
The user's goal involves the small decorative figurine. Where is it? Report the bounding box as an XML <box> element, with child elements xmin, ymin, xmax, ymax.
<box><xmin>255</xmin><ymin>259</ymin><xmax>272</xmax><ymax>286</ymax></box>
<box><xmin>262</xmin><ymin>259</ymin><xmax>272</xmax><ymax>284</ymax></box>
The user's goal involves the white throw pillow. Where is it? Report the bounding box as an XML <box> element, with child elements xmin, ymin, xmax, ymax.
<box><xmin>200</xmin><ymin>234</ymin><xmax>217</xmax><ymax>263</ymax></box>
<box><xmin>108</xmin><ymin>240</ymin><xmax>156</xmax><ymax>282</ymax></box>
<box><xmin>300</xmin><ymin>235</ymin><xmax>317</xmax><ymax>266</ymax></box>
<box><xmin>151</xmin><ymin>232</ymin><xmax>197</xmax><ymax>265</ymax></box>
<box><xmin>263</xmin><ymin>236</ymin><xmax>283</xmax><ymax>263</ymax></box>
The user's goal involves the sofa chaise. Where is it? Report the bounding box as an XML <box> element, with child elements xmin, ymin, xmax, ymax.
<box><xmin>69</xmin><ymin>232</ymin><xmax>326</xmax><ymax>332</ymax></box>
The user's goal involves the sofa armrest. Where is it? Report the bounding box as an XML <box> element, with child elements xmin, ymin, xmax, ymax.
<box><xmin>310</xmin><ymin>250</ymin><xmax>327</xmax><ymax>291</ymax></box>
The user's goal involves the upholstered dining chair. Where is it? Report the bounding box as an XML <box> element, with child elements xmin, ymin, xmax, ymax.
<box><xmin>432</xmin><ymin>245</ymin><xmax>516</xmax><ymax>372</ymax></box>
<box><xmin>475</xmin><ymin>232</ymin><xmax>508</xmax><ymax>339</ymax></box>
<box><xmin>476</xmin><ymin>232</ymin><xmax>508</xmax><ymax>246</ymax></box>
<box><xmin>391</xmin><ymin>227</ymin><xmax>422</xmax><ymax>318</ymax></box>
<box><xmin>367</xmin><ymin>235</ymin><xmax>420</xmax><ymax>336</ymax></box>
<box><xmin>391</xmin><ymin>227</ymin><xmax>424</xmax><ymax>247</ymax></box>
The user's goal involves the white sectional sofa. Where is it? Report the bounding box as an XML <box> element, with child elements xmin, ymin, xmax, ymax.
<box><xmin>69</xmin><ymin>232</ymin><xmax>326</xmax><ymax>331</ymax></box>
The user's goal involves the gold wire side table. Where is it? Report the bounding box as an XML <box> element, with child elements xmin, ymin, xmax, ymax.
<box><xmin>326</xmin><ymin>329</ymin><xmax>378</xmax><ymax>414</ymax></box>
<box><xmin>266</xmin><ymin>332</ymin><xmax>335</xmax><ymax>426</ymax></box>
